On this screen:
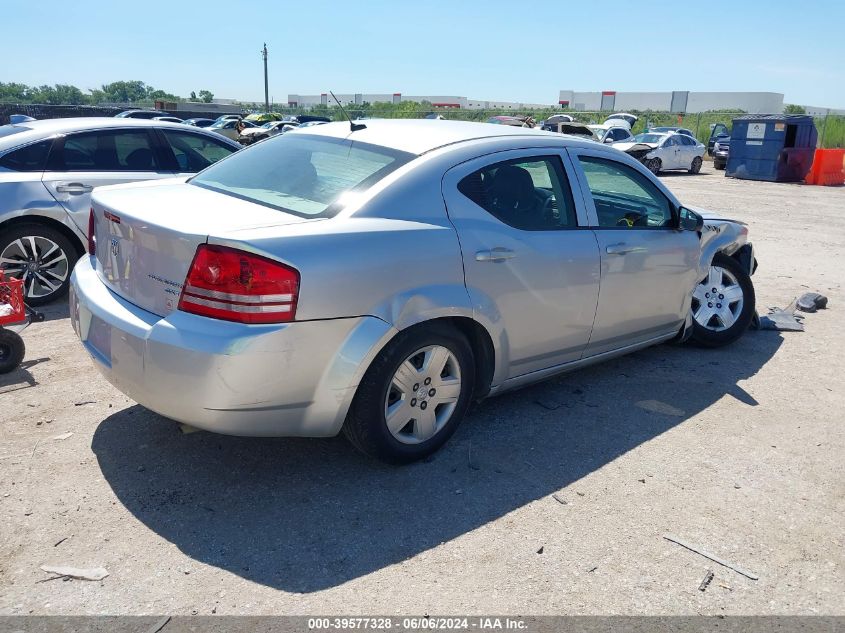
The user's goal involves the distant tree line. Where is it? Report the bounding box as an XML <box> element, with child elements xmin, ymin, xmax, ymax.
<box><xmin>0</xmin><ymin>80</ymin><xmax>214</xmax><ymax>105</ymax></box>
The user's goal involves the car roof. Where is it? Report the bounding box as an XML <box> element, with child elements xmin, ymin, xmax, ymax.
<box><xmin>0</xmin><ymin>117</ymin><xmax>235</xmax><ymax>151</ymax></box>
<box><xmin>291</xmin><ymin>119</ymin><xmax>596</xmax><ymax>155</ymax></box>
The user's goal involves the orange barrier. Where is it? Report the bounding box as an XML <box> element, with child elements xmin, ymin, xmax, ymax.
<box><xmin>805</xmin><ymin>149</ymin><xmax>845</xmax><ymax>186</ymax></box>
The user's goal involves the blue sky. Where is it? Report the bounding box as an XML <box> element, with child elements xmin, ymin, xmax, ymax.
<box><xmin>2</xmin><ymin>0</ymin><xmax>844</xmax><ymax>107</ymax></box>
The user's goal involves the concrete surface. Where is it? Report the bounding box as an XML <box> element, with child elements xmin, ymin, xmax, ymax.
<box><xmin>1</xmin><ymin>166</ymin><xmax>843</xmax><ymax>615</ymax></box>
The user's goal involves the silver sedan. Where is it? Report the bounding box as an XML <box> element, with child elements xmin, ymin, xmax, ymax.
<box><xmin>0</xmin><ymin>117</ymin><xmax>239</xmax><ymax>303</ymax></box>
<box><xmin>69</xmin><ymin>120</ymin><xmax>757</xmax><ymax>463</ymax></box>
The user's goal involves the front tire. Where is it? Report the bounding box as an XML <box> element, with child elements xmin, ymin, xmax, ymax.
<box><xmin>343</xmin><ymin>323</ymin><xmax>475</xmax><ymax>464</ymax></box>
<box><xmin>690</xmin><ymin>253</ymin><xmax>755</xmax><ymax>347</ymax></box>
<box><xmin>647</xmin><ymin>158</ymin><xmax>662</xmax><ymax>175</ymax></box>
<box><xmin>689</xmin><ymin>156</ymin><xmax>703</xmax><ymax>174</ymax></box>
<box><xmin>0</xmin><ymin>224</ymin><xmax>79</xmax><ymax>305</ymax></box>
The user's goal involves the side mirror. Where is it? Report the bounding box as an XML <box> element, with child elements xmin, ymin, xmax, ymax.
<box><xmin>678</xmin><ymin>206</ymin><xmax>704</xmax><ymax>232</ymax></box>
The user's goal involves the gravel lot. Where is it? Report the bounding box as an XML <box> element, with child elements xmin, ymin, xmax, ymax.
<box><xmin>1</xmin><ymin>165</ymin><xmax>843</xmax><ymax>615</ymax></box>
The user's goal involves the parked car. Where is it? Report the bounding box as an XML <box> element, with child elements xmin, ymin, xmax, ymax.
<box><xmin>207</xmin><ymin>118</ymin><xmax>258</xmax><ymax>140</ymax></box>
<box><xmin>604</xmin><ymin>113</ymin><xmax>638</xmax><ymax>128</ymax></box>
<box><xmin>0</xmin><ymin>118</ymin><xmax>240</xmax><ymax>303</ymax></box>
<box><xmin>182</xmin><ymin>118</ymin><xmax>216</xmax><ymax>128</ymax></box>
<box><xmin>244</xmin><ymin>113</ymin><xmax>282</xmax><ymax>124</ymax></box>
<box><xmin>708</xmin><ymin>123</ymin><xmax>730</xmax><ymax>156</ymax></box>
<box><xmin>114</xmin><ymin>110</ymin><xmax>168</xmax><ymax>119</ymax></box>
<box><xmin>487</xmin><ymin>115</ymin><xmax>535</xmax><ymax>128</ymax></box>
<box><xmin>215</xmin><ymin>114</ymin><xmax>243</xmax><ymax>122</ymax></box>
<box><xmin>648</xmin><ymin>126</ymin><xmax>696</xmax><ymax>138</ymax></box>
<box><xmin>588</xmin><ymin>124</ymin><xmax>634</xmax><ymax>144</ymax></box>
<box><xmin>712</xmin><ymin>136</ymin><xmax>731</xmax><ymax>170</ymax></box>
<box><xmin>541</xmin><ymin>121</ymin><xmax>599</xmax><ymax>140</ymax></box>
<box><xmin>70</xmin><ymin>120</ymin><xmax>757</xmax><ymax>463</ymax></box>
<box><xmin>613</xmin><ymin>132</ymin><xmax>705</xmax><ymax>174</ymax></box>
<box><xmin>153</xmin><ymin>116</ymin><xmax>184</xmax><ymax>124</ymax></box>
<box><xmin>237</xmin><ymin>120</ymin><xmax>290</xmax><ymax>145</ymax></box>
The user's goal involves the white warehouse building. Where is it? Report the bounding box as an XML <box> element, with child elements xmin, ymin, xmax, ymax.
<box><xmin>558</xmin><ymin>90</ymin><xmax>784</xmax><ymax>113</ymax></box>
<box><xmin>287</xmin><ymin>93</ymin><xmax>551</xmax><ymax>110</ymax></box>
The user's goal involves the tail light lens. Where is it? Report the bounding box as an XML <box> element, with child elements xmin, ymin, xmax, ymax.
<box><xmin>87</xmin><ymin>207</ymin><xmax>96</xmax><ymax>255</ymax></box>
<box><xmin>178</xmin><ymin>244</ymin><xmax>299</xmax><ymax>324</ymax></box>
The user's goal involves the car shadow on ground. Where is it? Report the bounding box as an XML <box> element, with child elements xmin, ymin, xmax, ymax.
<box><xmin>92</xmin><ymin>330</ymin><xmax>783</xmax><ymax>593</ymax></box>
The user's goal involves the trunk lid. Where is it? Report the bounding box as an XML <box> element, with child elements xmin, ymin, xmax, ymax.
<box><xmin>92</xmin><ymin>180</ymin><xmax>310</xmax><ymax>316</ymax></box>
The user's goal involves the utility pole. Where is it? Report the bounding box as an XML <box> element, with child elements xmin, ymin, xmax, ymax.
<box><xmin>262</xmin><ymin>42</ymin><xmax>269</xmax><ymax>113</ymax></box>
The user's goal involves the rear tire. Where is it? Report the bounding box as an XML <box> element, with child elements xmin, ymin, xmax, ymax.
<box><xmin>689</xmin><ymin>156</ymin><xmax>703</xmax><ymax>174</ymax></box>
<box><xmin>0</xmin><ymin>223</ymin><xmax>79</xmax><ymax>305</ymax></box>
<box><xmin>690</xmin><ymin>253</ymin><xmax>755</xmax><ymax>348</ymax></box>
<box><xmin>343</xmin><ymin>323</ymin><xmax>475</xmax><ymax>464</ymax></box>
<box><xmin>0</xmin><ymin>329</ymin><xmax>25</xmax><ymax>374</ymax></box>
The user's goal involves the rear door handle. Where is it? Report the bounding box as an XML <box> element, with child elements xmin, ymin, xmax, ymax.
<box><xmin>55</xmin><ymin>183</ymin><xmax>94</xmax><ymax>194</ymax></box>
<box><xmin>606</xmin><ymin>243</ymin><xmax>646</xmax><ymax>255</ymax></box>
<box><xmin>476</xmin><ymin>247</ymin><xmax>516</xmax><ymax>262</ymax></box>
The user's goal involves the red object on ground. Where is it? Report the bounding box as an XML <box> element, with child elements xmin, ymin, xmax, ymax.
<box><xmin>0</xmin><ymin>273</ymin><xmax>26</xmax><ymax>325</ymax></box>
<box><xmin>805</xmin><ymin>149</ymin><xmax>845</xmax><ymax>186</ymax></box>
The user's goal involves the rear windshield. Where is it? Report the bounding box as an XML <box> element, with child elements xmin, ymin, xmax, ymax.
<box><xmin>190</xmin><ymin>134</ymin><xmax>415</xmax><ymax>218</ymax></box>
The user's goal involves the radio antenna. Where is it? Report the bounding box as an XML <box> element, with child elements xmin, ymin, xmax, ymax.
<box><xmin>330</xmin><ymin>91</ymin><xmax>366</xmax><ymax>132</ymax></box>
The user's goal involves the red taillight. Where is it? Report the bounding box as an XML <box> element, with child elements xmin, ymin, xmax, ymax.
<box><xmin>177</xmin><ymin>244</ymin><xmax>299</xmax><ymax>324</ymax></box>
<box><xmin>87</xmin><ymin>207</ymin><xmax>96</xmax><ymax>256</ymax></box>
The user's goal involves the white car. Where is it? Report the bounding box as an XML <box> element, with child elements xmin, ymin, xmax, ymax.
<box><xmin>613</xmin><ymin>132</ymin><xmax>705</xmax><ymax>175</ymax></box>
<box><xmin>587</xmin><ymin>124</ymin><xmax>634</xmax><ymax>145</ymax></box>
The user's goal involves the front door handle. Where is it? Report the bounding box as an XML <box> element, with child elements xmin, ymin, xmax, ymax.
<box><xmin>55</xmin><ymin>183</ymin><xmax>94</xmax><ymax>194</ymax></box>
<box><xmin>476</xmin><ymin>247</ymin><xmax>516</xmax><ymax>262</ymax></box>
<box><xmin>606</xmin><ymin>243</ymin><xmax>646</xmax><ymax>255</ymax></box>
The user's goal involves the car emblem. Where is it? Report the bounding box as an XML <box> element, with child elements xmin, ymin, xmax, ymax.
<box><xmin>110</xmin><ymin>238</ymin><xmax>120</xmax><ymax>257</ymax></box>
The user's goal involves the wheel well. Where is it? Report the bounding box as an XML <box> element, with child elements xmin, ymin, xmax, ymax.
<box><xmin>0</xmin><ymin>216</ymin><xmax>86</xmax><ymax>257</ymax></box>
<box><xmin>412</xmin><ymin>316</ymin><xmax>496</xmax><ymax>399</ymax></box>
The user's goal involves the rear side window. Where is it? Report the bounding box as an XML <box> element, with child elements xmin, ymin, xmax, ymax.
<box><xmin>161</xmin><ymin>130</ymin><xmax>236</xmax><ymax>172</ymax></box>
<box><xmin>190</xmin><ymin>134</ymin><xmax>414</xmax><ymax>218</ymax></box>
<box><xmin>49</xmin><ymin>130</ymin><xmax>159</xmax><ymax>172</ymax></box>
<box><xmin>0</xmin><ymin>140</ymin><xmax>52</xmax><ymax>172</ymax></box>
<box><xmin>457</xmin><ymin>156</ymin><xmax>577</xmax><ymax>230</ymax></box>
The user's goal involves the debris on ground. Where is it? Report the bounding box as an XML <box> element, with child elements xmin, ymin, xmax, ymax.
<box><xmin>552</xmin><ymin>493</ymin><xmax>568</xmax><ymax>505</ymax></box>
<box><xmin>635</xmin><ymin>400</ymin><xmax>685</xmax><ymax>417</ymax></box>
<box><xmin>536</xmin><ymin>546</ymin><xmax>544</xmax><ymax>554</ymax></box>
<box><xmin>699</xmin><ymin>569</ymin><xmax>715</xmax><ymax>592</ymax></box>
<box><xmin>53</xmin><ymin>536</ymin><xmax>71</xmax><ymax>547</ymax></box>
<box><xmin>797</xmin><ymin>292</ymin><xmax>828</xmax><ymax>313</ymax></box>
<box><xmin>51</xmin><ymin>432</ymin><xmax>73</xmax><ymax>441</ymax></box>
<box><xmin>719</xmin><ymin>582</ymin><xmax>734</xmax><ymax>591</ymax></box>
<box><xmin>73</xmin><ymin>400</ymin><xmax>95</xmax><ymax>406</ymax></box>
<box><xmin>39</xmin><ymin>564</ymin><xmax>109</xmax><ymax>582</ymax></box>
<box><xmin>753</xmin><ymin>299</ymin><xmax>805</xmax><ymax>331</ymax></box>
<box><xmin>145</xmin><ymin>616</ymin><xmax>171</xmax><ymax>633</ymax></box>
<box><xmin>178</xmin><ymin>423</ymin><xmax>202</xmax><ymax>435</ymax></box>
<box><xmin>663</xmin><ymin>534</ymin><xmax>759</xmax><ymax>580</ymax></box>
<box><xmin>587</xmin><ymin>566</ymin><xmax>598</xmax><ymax>573</ymax></box>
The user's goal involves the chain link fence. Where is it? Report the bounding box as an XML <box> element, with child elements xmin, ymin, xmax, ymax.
<box><xmin>2</xmin><ymin>103</ymin><xmax>843</xmax><ymax>149</ymax></box>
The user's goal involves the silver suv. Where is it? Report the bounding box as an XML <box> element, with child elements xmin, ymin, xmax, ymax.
<box><xmin>0</xmin><ymin>117</ymin><xmax>239</xmax><ymax>304</ymax></box>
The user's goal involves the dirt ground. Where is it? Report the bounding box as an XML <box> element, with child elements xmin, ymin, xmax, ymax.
<box><xmin>1</xmin><ymin>165</ymin><xmax>843</xmax><ymax>615</ymax></box>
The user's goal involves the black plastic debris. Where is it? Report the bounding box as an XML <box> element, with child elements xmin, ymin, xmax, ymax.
<box><xmin>797</xmin><ymin>292</ymin><xmax>828</xmax><ymax>313</ymax></box>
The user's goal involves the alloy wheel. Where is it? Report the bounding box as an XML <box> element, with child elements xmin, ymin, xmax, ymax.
<box><xmin>691</xmin><ymin>265</ymin><xmax>744</xmax><ymax>331</ymax></box>
<box><xmin>384</xmin><ymin>345</ymin><xmax>462</xmax><ymax>445</ymax></box>
<box><xmin>0</xmin><ymin>235</ymin><xmax>69</xmax><ymax>300</ymax></box>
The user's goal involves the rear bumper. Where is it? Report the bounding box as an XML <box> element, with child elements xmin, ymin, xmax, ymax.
<box><xmin>69</xmin><ymin>257</ymin><xmax>396</xmax><ymax>437</ymax></box>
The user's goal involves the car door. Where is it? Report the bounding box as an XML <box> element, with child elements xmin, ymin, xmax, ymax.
<box><xmin>678</xmin><ymin>134</ymin><xmax>697</xmax><ymax>167</ymax></box>
<box><xmin>661</xmin><ymin>135</ymin><xmax>681</xmax><ymax>168</ymax></box>
<box><xmin>442</xmin><ymin>150</ymin><xmax>601</xmax><ymax>378</ymax></box>
<box><xmin>41</xmin><ymin>128</ymin><xmax>166</xmax><ymax>235</ymax></box>
<box><xmin>156</xmin><ymin>128</ymin><xmax>238</xmax><ymax>176</ymax></box>
<box><xmin>567</xmin><ymin>150</ymin><xmax>700</xmax><ymax>356</ymax></box>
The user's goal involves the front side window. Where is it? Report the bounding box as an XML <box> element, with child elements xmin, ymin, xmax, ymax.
<box><xmin>190</xmin><ymin>134</ymin><xmax>414</xmax><ymax>218</ymax></box>
<box><xmin>49</xmin><ymin>130</ymin><xmax>159</xmax><ymax>171</ymax></box>
<box><xmin>457</xmin><ymin>156</ymin><xmax>576</xmax><ymax>230</ymax></box>
<box><xmin>577</xmin><ymin>156</ymin><xmax>673</xmax><ymax>229</ymax></box>
<box><xmin>0</xmin><ymin>139</ymin><xmax>53</xmax><ymax>172</ymax></box>
<box><xmin>161</xmin><ymin>130</ymin><xmax>236</xmax><ymax>172</ymax></box>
